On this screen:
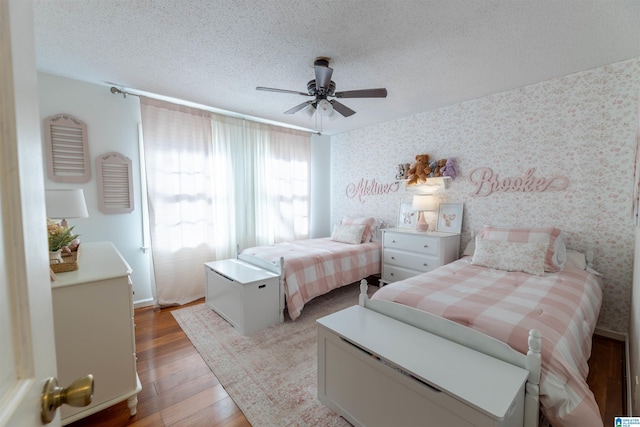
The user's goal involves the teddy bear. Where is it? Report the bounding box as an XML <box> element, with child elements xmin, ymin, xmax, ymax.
<box><xmin>432</xmin><ymin>159</ymin><xmax>447</xmax><ymax>177</ymax></box>
<box><xmin>395</xmin><ymin>163</ymin><xmax>411</xmax><ymax>180</ymax></box>
<box><xmin>440</xmin><ymin>157</ymin><xmax>458</xmax><ymax>180</ymax></box>
<box><xmin>407</xmin><ymin>154</ymin><xmax>432</xmax><ymax>186</ymax></box>
<box><xmin>427</xmin><ymin>160</ymin><xmax>438</xmax><ymax>177</ymax></box>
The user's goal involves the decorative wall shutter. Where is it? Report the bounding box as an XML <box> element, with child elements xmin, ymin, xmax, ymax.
<box><xmin>44</xmin><ymin>114</ymin><xmax>90</xmax><ymax>183</ymax></box>
<box><xmin>96</xmin><ymin>152</ymin><xmax>134</xmax><ymax>214</ymax></box>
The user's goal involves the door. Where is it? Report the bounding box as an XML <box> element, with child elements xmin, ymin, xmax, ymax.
<box><xmin>0</xmin><ymin>0</ymin><xmax>61</xmax><ymax>426</ymax></box>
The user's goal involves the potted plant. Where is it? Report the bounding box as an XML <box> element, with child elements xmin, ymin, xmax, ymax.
<box><xmin>47</xmin><ymin>220</ymin><xmax>79</xmax><ymax>264</ymax></box>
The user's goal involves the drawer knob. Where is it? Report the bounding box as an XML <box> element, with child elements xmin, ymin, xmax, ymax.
<box><xmin>391</xmin><ymin>256</ymin><xmax>395</xmax><ymax>260</ymax></box>
<box><xmin>392</xmin><ymin>240</ymin><xmax>396</xmax><ymax>243</ymax></box>
<box><xmin>423</xmin><ymin>244</ymin><xmax>429</xmax><ymax>248</ymax></box>
<box><xmin>423</xmin><ymin>263</ymin><xmax>428</xmax><ymax>266</ymax></box>
<box><xmin>390</xmin><ymin>273</ymin><xmax>394</xmax><ymax>276</ymax></box>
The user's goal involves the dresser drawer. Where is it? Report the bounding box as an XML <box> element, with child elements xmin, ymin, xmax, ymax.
<box><xmin>383</xmin><ymin>249</ymin><xmax>439</xmax><ymax>273</ymax></box>
<box><xmin>384</xmin><ymin>232</ymin><xmax>439</xmax><ymax>256</ymax></box>
<box><xmin>382</xmin><ymin>264</ymin><xmax>421</xmax><ymax>282</ymax></box>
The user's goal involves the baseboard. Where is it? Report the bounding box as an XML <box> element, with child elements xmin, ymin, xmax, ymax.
<box><xmin>626</xmin><ymin>337</ymin><xmax>634</xmax><ymax>416</ymax></box>
<box><xmin>595</xmin><ymin>327</ymin><xmax>626</xmax><ymax>341</ymax></box>
<box><xmin>595</xmin><ymin>328</ymin><xmax>633</xmax><ymax>415</ymax></box>
<box><xmin>133</xmin><ymin>297</ymin><xmax>154</xmax><ymax>309</ymax></box>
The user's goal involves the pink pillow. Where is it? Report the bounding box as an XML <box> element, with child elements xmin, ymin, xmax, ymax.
<box><xmin>476</xmin><ymin>226</ymin><xmax>565</xmax><ymax>272</ymax></box>
<box><xmin>341</xmin><ymin>216</ymin><xmax>376</xmax><ymax>243</ymax></box>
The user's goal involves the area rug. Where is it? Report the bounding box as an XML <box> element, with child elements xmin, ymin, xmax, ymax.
<box><xmin>172</xmin><ymin>281</ymin><xmax>376</xmax><ymax>427</ymax></box>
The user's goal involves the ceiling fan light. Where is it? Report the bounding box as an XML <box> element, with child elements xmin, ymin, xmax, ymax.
<box><xmin>317</xmin><ymin>99</ymin><xmax>333</xmax><ymax>117</ymax></box>
<box><xmin>303</xmin><ymin>104</ymin><xmax>316</xmax><ymax>118</ymax></box>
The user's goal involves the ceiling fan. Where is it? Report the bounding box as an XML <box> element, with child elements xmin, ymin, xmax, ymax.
<box><xmin>256</xmin><ymin>57</ymin><xmax>387</xmax><ymax>118</ymax></box>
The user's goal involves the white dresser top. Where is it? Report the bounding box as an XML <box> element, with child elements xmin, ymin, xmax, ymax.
<box><xmin>52</xmin><ymin>241</ymin><xmax>132</xmax><ymax>288</ymax></box>
<box><xmin>317</xmin><ymin>305</ymin><xmax>528</xmax><ymax>420</ymax></box>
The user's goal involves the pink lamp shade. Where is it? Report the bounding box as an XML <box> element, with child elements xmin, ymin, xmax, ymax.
<box><xmin>45</xmin><ymin>189</ymin><xmax>89</xmax><ymax>227</ymax></box>
<box><xmin>412</xmin><ymin>194</ymin><xmax>437</xmax><ymax>232</ymax></box>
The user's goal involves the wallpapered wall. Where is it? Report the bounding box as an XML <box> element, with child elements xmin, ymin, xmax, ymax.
<box><xmin>331</xmin><ymin>57</ymin><xmax>640</xmax><ymax>333</ymax></box>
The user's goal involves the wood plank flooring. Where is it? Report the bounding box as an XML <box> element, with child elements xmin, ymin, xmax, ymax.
<box><xmin>587</xmin><ymin>335</ymin><xmax>627</xmax><ymax>422</ymax></box>
<box><xmin>68</xmin><ymin>299</ymin><xmax>625</xmax><ymax>426</ymax></box>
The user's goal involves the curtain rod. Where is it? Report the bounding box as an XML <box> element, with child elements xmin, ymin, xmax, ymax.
<box><xmin>110</xmin><ymin>86</ymin><xmax>138</xmax><ymax>98</ymax></box>
<box><xmin>108</xmin><ymin>85</ymin><xmax>320</xmax><ymax>135</ymax></box>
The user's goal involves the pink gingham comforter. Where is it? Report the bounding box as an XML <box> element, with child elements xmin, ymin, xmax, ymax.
<box><xmin>372</xmin><ymin>257</ymin><xmax>603</xmax><ymax>427</ymax></box>
<box><xmin>241</xmin><ymin>238</ymin><xmax>381</xmax><ymax>320</ymax></box>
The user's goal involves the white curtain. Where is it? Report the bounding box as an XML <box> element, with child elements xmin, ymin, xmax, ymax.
<box><xmin>211</xmin><ymin>116</ymin><xmax>310</xmax><ymax>249</ymax></box>
<box><xmin>140</xmin><ymin>98</ymin><xmax>216</xmax><ymax>306</ymax></box>
<box><xmin>141</xmin><ymin>99</ymin><xmax>311</xmax><ymax>306</ymax></box>
<box><xmin>264</xmin><ymin>124</ymin><xmax>311</xmax><ymax>242</ymax></box>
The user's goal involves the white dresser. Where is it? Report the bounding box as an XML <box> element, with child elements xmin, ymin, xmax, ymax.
<box><xmin>51</xmin><ymin>241</ymin><xmax>141</xmax><ymax>425</ymax></box>
<box><xmin>205</xmin><ymin>258</ymin><xmax>281</xmax><ymax>335</ymax></box>
<box><xmin>381</xmin><ymin>227</ymin><xmax>460</xmax><ymax>285</ymax></box>
<box><xmin>317</xmin><ymin>305</ymin><xmax>528</xmax><ymax>427</ymax></box>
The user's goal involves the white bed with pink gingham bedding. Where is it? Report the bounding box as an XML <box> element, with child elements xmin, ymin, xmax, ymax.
<box><xmin>240</xmin><ymin>238</ymin><xmax>381</xmax><ymax>320</ymax></box>
<box><xmin>371</xmin><ymin>256</ymin><xmax>603</xmax><ymax>427</ymax></box>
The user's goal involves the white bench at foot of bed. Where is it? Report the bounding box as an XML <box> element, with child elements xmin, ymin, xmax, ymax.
<box><xmin>237</xmin><ymin>252</ymin><xmax>286</xmax><ymax>322</ymax></box>
<box><xmin>316</xmin><ymin>280</ymin><xmax>542</xmax><ymax>427</ymax></box>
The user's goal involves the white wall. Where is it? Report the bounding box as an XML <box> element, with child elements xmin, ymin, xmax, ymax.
<box><xmin>38</xmin><ymin>73</ymin><xmax>154</xmax><ymax>306</ymax></box>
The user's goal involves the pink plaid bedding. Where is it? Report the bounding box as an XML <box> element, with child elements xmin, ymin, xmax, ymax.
<box><xmin>372</xmin><ymin>257</ymin><xmax>603</xmax><ymax>427</ymax></box>
<box><xmin>241</xmin><ymin>238</ymin><xmax>381</xmax><ymax>320</ymax></box>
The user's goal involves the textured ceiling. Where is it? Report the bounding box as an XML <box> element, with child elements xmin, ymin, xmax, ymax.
<box><xmin>33</xmin><ymin>0</ymin><xmax>640</xmax><ymax>135</ymax></box>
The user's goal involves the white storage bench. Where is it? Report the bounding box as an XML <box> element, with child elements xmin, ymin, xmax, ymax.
<box><xmin>204</xmin><ymin>259</ymin><xmax>280</xmax><ymax>335</ymax></box>
<box><xmin>317</xmin><ymin>305</ymin><xmax>529</xmax><ymax>427</ymax></box>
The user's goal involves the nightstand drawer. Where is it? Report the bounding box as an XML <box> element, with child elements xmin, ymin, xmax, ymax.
<box><xmin>383</xmin><ymin>249</ymin><xmax>439</xmax><ymax>272</ymax></box>
<box><xmin>384</xmin><ymin>232</ymin><xmax>439</xmax><ymax>256</ymax></box>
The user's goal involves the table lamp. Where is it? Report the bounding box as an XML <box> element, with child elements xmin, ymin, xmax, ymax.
<box><xmin>412</xmin><ymin>194</ymin><xmax>437</xmax><ymax>232</ymax></box>
<box><xmin>45</xmin><ymin>189</ymin><xmax>89</xmax><ymax>227</ymax></box>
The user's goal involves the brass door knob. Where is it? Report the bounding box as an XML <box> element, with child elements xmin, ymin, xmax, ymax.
<box><xmin>41</xmin><ymin>374</ymin><xmax>94</xmax><ymax>424</ymax></box>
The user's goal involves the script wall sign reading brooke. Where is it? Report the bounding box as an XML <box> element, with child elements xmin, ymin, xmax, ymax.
<box><xmin>346</xmin><ymin>179</ymin><xmax>400</xmax><ymax>203</ymax></box>
<box><xmin>468</xmin><ymin>167</ymin><xmax>569</xmax><ymax>197</ymax></box>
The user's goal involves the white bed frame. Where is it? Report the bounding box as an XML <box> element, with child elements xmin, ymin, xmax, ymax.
<box><xmin>356</xmin><ymin>280</ymin><xmax>542</xmax><ymax>427</ymax></box>
<box><xmin>237</xmin><ymin>245</ymin><xmax>377</xmax><ymax>322</ymax></box>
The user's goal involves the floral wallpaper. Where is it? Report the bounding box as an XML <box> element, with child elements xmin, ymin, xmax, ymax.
<box><xmin>331</xmin><ymin>57</ymin><xmax>640</xmax><ymax>333</ymax></box>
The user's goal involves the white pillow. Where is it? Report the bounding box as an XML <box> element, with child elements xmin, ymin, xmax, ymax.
<box><xmin>463</xmin><ymin>240</ymin><xmax>475</xmax><ymax>256</ymax></box>
<box><xmin>565</xmin><ymin>250</ymin><xmax>587</xmax><ymax>270</ymax></box>
<box><xmin>369</xmin><ymin>219</ymin><xmax>386</xmax><ymax>242</ymax></box>
<box><xmin>471</xmin><ymin>237</ymin><xmax>547</xmax><ymax>276</ymax></box>
<box><xmin>331</xmin><ymin>224</ymin><xmax>366</xmax><ymax>244</ymax></box>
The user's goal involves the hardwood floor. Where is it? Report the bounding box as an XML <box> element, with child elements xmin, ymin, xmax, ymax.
<box><xmin>587</xmin><ymin>335</ymin><xmax>627</xmax><ymax>422</ymax></box>
<box><xmin>68</xmin><ymin>299</ymin><xmax>625</xmax><ymax>426</ymax></box>
<box><xmin>68</xmin><ymin>299</ymin><xmax>250</xmax><ymax>427</ymax></box>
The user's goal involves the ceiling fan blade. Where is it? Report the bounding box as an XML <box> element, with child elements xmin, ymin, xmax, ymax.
<box><xmin>284</xmin><ymin>100</ymin><xmax>314</xmax><ymax>114</ymax></box>
<box><xmin>256</xmin><ymin>86</ymin><xmax>310</xmax><ymax>96</ymax></box>
<box><xmin>330</xmin><ymin>100</ymin><xmax>356</xmax><ymax>117</ymax></box>
<box><xmin>314</xmin><ymin>62</ymin><xmax>333</xmax><ymax>90</ymax></box>
<box><xmin>334</xmin><ymin>88</ymin><xmax>388</xmax><ymax>98</ymax></box>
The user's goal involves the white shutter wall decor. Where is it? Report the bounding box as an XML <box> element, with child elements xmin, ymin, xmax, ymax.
<box><xmin>44</xmin><ymin>114</ymin><xmax>90</xmax><ymax>183</ymax></box>
<box><xmin>96</xmin><ymin>152</ymin><xmax>134</xmax><ymax>214</ymax></box>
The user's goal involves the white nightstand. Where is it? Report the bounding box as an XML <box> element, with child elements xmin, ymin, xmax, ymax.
<box><xmin>380</xmin><ymin>227</ymin><xmax>460</xmax><ymax>285</ymax></box>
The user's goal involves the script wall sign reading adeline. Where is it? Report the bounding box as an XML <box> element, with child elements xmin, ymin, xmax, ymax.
<box><xmin>346</xmin><ymin>178</ymin><xmax>400</xmax><ymax>203</ymax></box>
